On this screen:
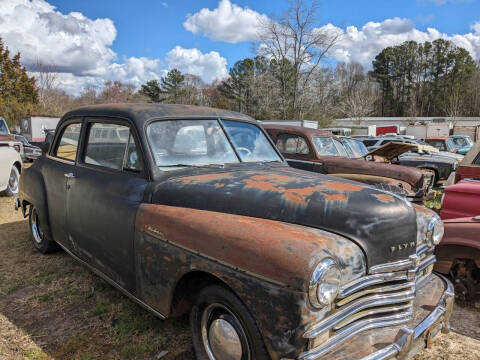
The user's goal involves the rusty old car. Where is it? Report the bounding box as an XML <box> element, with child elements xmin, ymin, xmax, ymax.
<box><xmin>16</xmin><ymin>104</ymin><xmax>453</xmax><ymax>360</ymax></box>
<box><xmin>434</xmin><ymin>216</ymin><xmax>480</xmax><ymax>302</ymax></box>
<box><xmin>264</xmin><ymin>125</ymin><xmax>433</xmax><ymax>202</ymax></box>
<box><xmin>454</xmin><ymin>138</ymin><xmax>480</xmax><ymax>183</ymax></box>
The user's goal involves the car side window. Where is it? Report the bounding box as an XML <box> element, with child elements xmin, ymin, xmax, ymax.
<box><xmin>473</xmin><ymin>153</ymin><xmax>480</xmax><ymax>165</ymax></box>
<box><xmin>54</xmin><ymin>123</ymin><xmax>81</xmax><ymax>161</ymax></box>
<box><xmin>276</xmin><ymin>134</ymin><xmax>310</xmax><ymax>155</ymax></box>
<box><xmin>84</xmin><ymin>122</ymin><xmax>142</xmax><ymax>172</ymax></box>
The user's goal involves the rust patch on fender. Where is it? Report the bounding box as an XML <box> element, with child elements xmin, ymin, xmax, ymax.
<box><xmin>373</xmin><ymin>194</ymin><xmax>395</xmax><ymax>203</ymax></box>
<box><xmin>136</xmin><ymin>204</ymin><xmax>363</xmax><ymax>290</ymax></box>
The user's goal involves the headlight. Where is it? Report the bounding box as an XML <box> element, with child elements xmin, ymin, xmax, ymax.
<box><xmin>13</xmin><ymin>144</ymin><xmax>21</xmax><ymax>153</ymax></box>
<box><xmin>428</xmin><ymin>215</ymin><xmax>444</xmax><ymax>245</ymax></box>
<box><xmin>309</xmin><ymin>258</ymin><xmax>341</xmax><ymax>308</ymax></box>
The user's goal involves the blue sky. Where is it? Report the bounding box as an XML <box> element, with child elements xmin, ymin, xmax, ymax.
<box><xmin>1</xmin><ymin>0</ymin><xmax>480</xmax><ymax>93</ymax></box>
<box><xmin>48</xmin><ymin>0</ymin><xmax>480</xmax><ymax>71</ymax></box>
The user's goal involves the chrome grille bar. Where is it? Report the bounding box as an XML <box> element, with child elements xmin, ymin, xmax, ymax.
<box><xmin>299</xmin><ymin>310</ymin><xmax>413</xmax><ymax>360</ymax></box>
<box><xmin>303</xmin><ymin>289</ymin><xmax>415</xmax><ymax>338</ymax></box>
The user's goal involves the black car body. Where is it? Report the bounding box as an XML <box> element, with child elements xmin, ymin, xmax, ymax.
<box><xmin>17</xmin><ymin>104</ymin><xmax>453</xmax><ymax>360</ymax></box>
<box><xmin>395</xmin><ymin>152</ymin><xmax>458</xmax><ymax>182</ymax></box>
<box><xmin>13</xmin><ymin>135</ymin><xmax>42</xmax><ymax>161</ymax></box>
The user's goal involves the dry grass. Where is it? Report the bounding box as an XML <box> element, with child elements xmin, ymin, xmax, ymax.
<box><xmin>0</xmin><ymin>196</ymin><xmax>193</xmax><ymax>360</ymax></box>
<box><xmin>1</xmin><ymin>193</ymin><xmax>479</xmax><ymax>360</ymax></box>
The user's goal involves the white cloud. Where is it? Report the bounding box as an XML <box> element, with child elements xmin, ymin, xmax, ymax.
<box><xmin>318</xmin><ymin>17</ymin><xmax>480</xmax><ymax>68</ymax></box>
<box><xmin>0</xmin><ymin>0</ymin><xmax>116</xmax><ymax>75</ymax></box>
<box><xmin>161</xmin><ymin>2</ymin><xmax>168</xmax><ymax>8</ymax></box>
<box><xmin>166</xmin><ymin>46</ymin><xmax>228</xmax><ymax>83</ymax></box>
<box><xmin>184</xmin><ymin>0</ymin><xmax>268</xmax><ymax>43</ymax></box>
<box><xmin>0</xmin><ymin>0</ymin><xmax>229</xmax><ymax>93</ymax></box>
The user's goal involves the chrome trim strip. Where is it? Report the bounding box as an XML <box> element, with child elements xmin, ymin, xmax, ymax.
<box><xmin>333</xmin><ymin>302</ymin><xmax>413</xmax><ymax>330</ymax></box>
<box><xmin>46</xmin><ymin>153</ymin><xmax>76</xmax><ymax>165</ymax></box>
<box><xmin>369</xmin><ymin>259</ymin><xmax>414</xmax><ymax>274</ymax></box>
<box><xmin>336</xmin><ymin>282</ymin><xmax>415</xmax><ymax>307</ymax></box>
<box><xmin>338</xmin><ymin>272</ymin><xmax>408</xmax><ymax>299</ymax></box>
<box><xmin>56</xmin><ymin>242</ymin><xmax>166</xmax><ymax>320</ymax></box>
<box><xmin>304</xmin><ymin>289</ymin><xmax>415</xmax><ymax>339</ymax></box>
<box><xmin>299</xmin><ymin>311</ymin><xmax>413</xmax><ymax>360</ymax></box>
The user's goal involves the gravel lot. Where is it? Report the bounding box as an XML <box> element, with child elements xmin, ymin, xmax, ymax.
<box><xmin>0</xmin><ymin>194</ymin><xmax>479</xmax><ymax>359</ymax></box>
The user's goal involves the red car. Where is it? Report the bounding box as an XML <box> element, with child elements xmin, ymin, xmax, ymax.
<box><xmin>434</xmin><ymin>216</ymin><xmax>480</xmax><ymax>301</ymax></box>
<box><xmin>441</xmin><ymin>179</ymin><xmax>480</xmax><ymax>220</ymax></box>
<box><xmin>455</xmin><ymin>139</ymin><xmax>480</xmax><ymax>183</ymax></box>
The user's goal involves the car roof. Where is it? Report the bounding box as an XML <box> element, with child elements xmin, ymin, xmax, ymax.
<box><xmin>60</xmin><ymin>103</ymin><xmax>257</xmax><ymax>128</ymax></box>
<box><xmin>263</xmin><ymin>124</ymin><xmax>334</xmax><ymax>138</ymax></box>
<box><xmin>426</xmin><ymin>136</ymin><xmax>448</xmax><ymax>140</ymax></box>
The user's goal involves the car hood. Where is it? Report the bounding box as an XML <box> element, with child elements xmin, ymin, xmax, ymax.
<box><xmin>364</xmin><ymin>142</ymin><xmax>419</xmax><ymax>160</ymax></box>
<box><xmin>150</xmin><ymin>165</ymin><xmax>418</xmax><ymax>268</ymax></box>
<box><xmin>320</xmin><ymin>156</ymin><xmax>423</xmax><ymax>188</ymax></box>
<box><xmin>400</xmin><ymin>152</ymin><xmax>457</xmax><ymax>164</ymax></box>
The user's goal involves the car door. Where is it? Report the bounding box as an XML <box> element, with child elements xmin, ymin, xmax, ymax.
<box><xmin>42</xmin><ymin>120</ymin><xmax>82</xmax><ymax>249</ymax></box>
<box><xmin>275</xmin><ymin>133</ymin><xmax>320</xmax><ymax>172</ymax></box>
<box><xmin>66</xmin><ymin>118</ymin><xmax>148</xmax><ymax>293</ymax></box>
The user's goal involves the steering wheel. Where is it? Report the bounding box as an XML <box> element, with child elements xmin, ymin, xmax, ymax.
<box><xmin>236</xmin><ymin>147</ymin><xmax>252</xmax><ymax>157</ymax></box>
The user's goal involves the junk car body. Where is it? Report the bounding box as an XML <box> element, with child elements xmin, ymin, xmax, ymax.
<box><xmin>264</xmin><ymin>125</ymin><xmax>432</xmax><ymax>202</ymax></box>
<box><xmin>434</xmin><ymin>216</ymin><xmax>480</xmax><ymax>302</ymax></box>
<box><xmin>0</xmin><ymin>144</ymin><xmax>22</xmax><ymax>196</ymax></box>
<box><xmin>17</xmin><ymin>104</ymin><xmax>453</xmax><ymax>360</ymax></box>
<box><xmin>455</xmin><ymin>139</ymin><xmax>480</xmax><ymax>183</ymax></box>
<box><xmin>450</xmin><ymin>135</ymin><xmax>473</xmax><ymax>155</ymax></box>
<box><xmin>440</xmin><ymin>179</ymin><xmax>480</xmax><ymax>220</ymax></box>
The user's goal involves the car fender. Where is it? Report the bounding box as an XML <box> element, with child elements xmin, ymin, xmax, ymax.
<box><xmin>18</xmin><ymin>165</ymin><xmax>52</xmax><ymax>238</ymax></box>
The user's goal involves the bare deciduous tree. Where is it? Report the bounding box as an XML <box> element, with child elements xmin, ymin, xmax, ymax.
<box><xmin>257</xmin><ymin>0</ymin><xmax>339</xmax><ymax>120</ymax></box>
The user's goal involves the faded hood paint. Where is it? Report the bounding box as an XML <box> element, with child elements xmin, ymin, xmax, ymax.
<box><xmin>151</xmin><ymin>165</ymin><xmax>417</xmax><ymax>268</ymax></box>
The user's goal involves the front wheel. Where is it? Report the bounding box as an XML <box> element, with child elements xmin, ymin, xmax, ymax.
<box><xmin>29</xmin><ymin>205</ymin><xmax>59</xmax><ymax>254</ymax></box>
<box><xmin>190</xmin><ymin>285</ymin><xmax>269</xmax><ymax>360</ymax></box>
<box><xmin>3</xmin><ymin>165</ymin><xmax>20</xmax><ymax>197</ymax></box>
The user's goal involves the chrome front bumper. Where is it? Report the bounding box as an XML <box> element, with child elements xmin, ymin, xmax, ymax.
<box><xmin>300</xmin><ymin>273</ymin><xmax>454</xmax><ymax>360</ymax></box>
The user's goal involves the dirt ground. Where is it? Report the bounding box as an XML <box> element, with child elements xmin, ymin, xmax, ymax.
<box><xmin>1</xmin><ymin>195</ymin><xmax>479</xmax><ymax>360</ymax></box>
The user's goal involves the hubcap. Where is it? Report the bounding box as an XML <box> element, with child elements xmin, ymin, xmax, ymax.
<box><xmin>31</xmin><ymin>208</ymin><xmax>43</xmax><ymax>244</ymax></box>
<box><xmin>201</xmin><ymin>303</ymin><xmax>249</xmax><ymax>360</ymax></box>
<box><xmin>209</xmin><ymin>319</ymin><xmax>242</xmax><ymax>360</ymax></box>
<box><xmin>8</xmin><ymin>168</ymin><xmax>19</xmax><ymax>193</ymax></box>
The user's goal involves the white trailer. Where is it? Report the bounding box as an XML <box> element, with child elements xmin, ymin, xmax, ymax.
<box><xmin>405</xmin><ymin>122</ymin><xmax>450</xmax><ymax>139</ymax></box>
<box><xmin>21</xmin><ymin>116</ymin><xmax>60</xmax><ymax>145</ymax></box>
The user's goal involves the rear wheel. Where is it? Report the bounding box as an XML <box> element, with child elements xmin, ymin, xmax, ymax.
<box><xmin>3</xmin><ymin>165</ymin><xmax>20</xmax><ymax>197</ymax></box>
<box><xmin>29</xmin><ymin>205</ymin><xmax>59</xmax><ymax>254</ymax></box>
<box><xmin>190</xmin><ymin>285</ymin><xmax>269</xmax><ymax>360</ymax></box>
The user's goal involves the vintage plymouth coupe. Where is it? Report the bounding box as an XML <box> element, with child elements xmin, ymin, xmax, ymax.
<box><xmin>264</xmin><ymin>125</ymin><xmax>433</xmax><ymax>202</ymax></box>
<box><xmin>17</xmin><ymin>104</ymin><xmax>453</xmax><ymax>360</ymax></box>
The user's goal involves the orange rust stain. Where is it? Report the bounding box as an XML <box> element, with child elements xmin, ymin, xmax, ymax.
<box><xmin>180</xmin><ymin>172</ymin><xmax>233</xmax><ymax>185</ymax></box>
<box><xmin>324</xmin><ymin>180</ymin><xmax>363</xmax><ymax>192</ymax></box>
<box><xmin>373</xmin><ymin>194</ymin><xmax>395</xmax><ymax>203</ymax></box>
<box><xmin>244</xmin><ymin>178</ymin><xmax>282</xmax><ymax>192</ymax></box>
<box><xmin>324</xmin><ymin>193</ymin><xmax>348</xmax><ymax>201</ymax></box>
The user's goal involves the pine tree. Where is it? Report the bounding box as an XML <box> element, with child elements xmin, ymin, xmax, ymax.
<box><xmin>0</xmin><ymin>37</ymin><xmax>38</xmax><ymax>128</ymax></box>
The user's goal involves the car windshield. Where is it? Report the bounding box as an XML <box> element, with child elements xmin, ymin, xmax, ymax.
<box><xmin>0</xmin><ymin>120</ymin><xmax>8</xmax><ymax>134</ymax></box>
<box><xmin>451</xmin><ymin>136</ymin><xmax>472</xmax><ymax>148</ymax></box>
<box><xmin>312</xmin><ymin>136</ymin><xmax>348</xmax><ymax>157</ymax></box>
<box><xmin>146</xmin><ymin>119</ymin><xmax>281</xmax><ymax>170</ymax></box>
<box><xmin>341</xmin><ymin>138</ymin><xmax>369</xmax><ymax>158</ymax></box>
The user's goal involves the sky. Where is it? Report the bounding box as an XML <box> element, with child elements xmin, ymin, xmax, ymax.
<box><xmin>1</xmin><ymin>0</ymin><xmax>480</xmax><ymax>94</ymax></box>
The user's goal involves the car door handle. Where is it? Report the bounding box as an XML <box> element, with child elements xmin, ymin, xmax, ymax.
<box><xmin>64</xmin><ymin>173</ymin><xmax>75</xmax><ymax>179</ymax></box>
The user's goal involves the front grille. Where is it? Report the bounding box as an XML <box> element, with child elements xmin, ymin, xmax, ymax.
<box><xmin>300</xmin><ymin>246</ymin><xmax>436</xmax><ymax>360</ymax></box>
